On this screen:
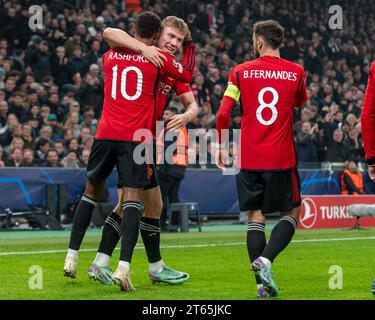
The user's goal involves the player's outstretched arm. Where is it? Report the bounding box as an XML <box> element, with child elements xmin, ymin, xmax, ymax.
<box><xmin>167</xmin><ymin>91</ymin><xmax>198</xmax><ymax>130</ymax></box>
<box><xmin>215</xmin><ymin>95</ymin><xmax>237</xmax><ymax>170</ymax></box>
<box><xmin>216</xmin><ymin>67</ymin><xmax>240</xmax><ymax>141</ymax></box>
<box><xmin>103</xmin><ymin>27</ymin><xmax>166</xmax><ymax>67</ymax></box>
<box><xmin>216</xmin><ymin>96</ymin><xmax>237</xmax><ymax>141</ymax></box>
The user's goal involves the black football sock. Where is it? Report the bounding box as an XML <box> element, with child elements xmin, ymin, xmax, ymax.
<box><xmin>69</xmin><ymin>195</ymin><xmax>98</xmax><ymax>250</ymax></box>
<box><xmin>247</xmin><ymin>222</ymin><xmax>266</xmax><ymax>285</ymax></box>
<box><xmin>140</xmin><ymin>217</ymin><xmax>162</xmax><ymax>263</ymax></box>
<box><xmin>98</xmin><ymin>212</ymin><xmax>122</xmax><ymax>256</ymax></box>
<box><xmin>261</xmin><ymin>216</ymin><xmax>297</xmax><ymax>263</ymax></box>
<box><xmin>119</xmin><ymin>201</ymin><xmax>142</xmax><ymax>263</ymax></box>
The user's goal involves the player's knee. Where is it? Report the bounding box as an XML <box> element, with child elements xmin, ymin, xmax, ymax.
<box><xmin>123</xmin><ymin>187</ymin><xmax>141</xmax><ymax>202</ymax></box>
<box><xmin>290</xmin><ymin>206</ymin><xmax>301</xmax><ymax>220</ymax></box>
<box><xmin>84</xmin><ymin>179</ymin><xmax>103</xmax><ymax>200</ymax></box>
<box><xmin>114</xmin><ymin>209</ymin><xmax>123</xmax><ymax>218</ymax></box>
<box><xmin>114</xmin><ymin>203</ymin><xmax>123</xmax><ymax>217</ymax></box>
<box><xmin>144</xmin><ymin>198</ymin><xmax>163</xmax><ymax>219</ymax></box>
<box><xmin>248</xmin><ymin>210</ymin><xmax>265</xmax><ymax>224</ymax></box>
<box><xmin>281</xmin><ymin>206</ymin><xmax>300</xmax><ymax>224</ymax></box>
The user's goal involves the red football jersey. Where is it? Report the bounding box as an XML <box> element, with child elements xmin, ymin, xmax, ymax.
<box><xmin>154</xmin><ymin>78</ymin><xmax>192</xmax><ymax>130</ymax></box>
<box><xmin>95</xmin><ymin>47</ymin><xmax>194</xmax><ymax>142</ymax></box>
<box><xmin>362</xmin><ymin>61</ymin><xmax>375</xmax><ymax>165</ymax></box>
<box><xmin>217</xmin><ymin>56</ymin><xmax>307</xmax><ymax>170</ymax></box>
<box><xmin>153</xmin><ymin>42</ymin><xmax>195</xmax><ymax>135</ymax></box>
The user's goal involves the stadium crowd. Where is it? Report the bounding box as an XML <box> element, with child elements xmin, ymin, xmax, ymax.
<box><xmin>0</xmin><ymin>0</ymin><xmax>374</xmax><ymax>168</ymax></box>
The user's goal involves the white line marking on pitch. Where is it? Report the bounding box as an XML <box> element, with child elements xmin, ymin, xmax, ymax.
<box><xmin>1</xmin><ymin>236</ymin><xmax>375</xmax><ymax>256</ymax></box>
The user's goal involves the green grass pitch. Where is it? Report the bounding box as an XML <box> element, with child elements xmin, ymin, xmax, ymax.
<box><xmin>0</xmin><ymin>225</ymin><xmax>375</xmax><ymax>300</ymax></box>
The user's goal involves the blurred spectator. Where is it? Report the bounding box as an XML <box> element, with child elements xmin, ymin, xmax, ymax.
<box><xmin>67</xmin><ymin>138</ymin><xmax>80</xmax><ymax>154</ymax></box>
<box><xmin>317</xmin><ymin>110</ymin><xmax>335</xmax><ymax>161</ymax></box>
<box><xmin>332</xmin><ymin>110</ymin><xmax>344</xmax><ymax>130</ymax></box>
<box><xmin>344</xmin><ymin>128</ymin><xmax>366</xmax><ymax>163</ymax></box>
<box><xmin>47</xmin><ymin>114</ymin><xmax>62</xmax><ymax>140</ymax></box>
<box><xmin>38</xmin><ymin>125</ymin><xmax>53</xmax><ymax>142</ymax></box>
<box><xmin>327</xmin><ymin>129</ymin><xmax>351</xmax><ymax>162</ymax></box>
<box><xmin>40</xmin><ymin>106</ymin><xmax>51</xmax><ymax>125</ymax></box>
<box><xmin>80</xmin><ymin>148</ymin><xmax>91</xmax><ymax>166</ymax></box>
<box><xmin>79</xmin><ymin>70</ymin><xmax>104</xmax><ymax>117</ymax></box>
<box><xmin>20</xmin><ymin>148</ymin><xmax>38</xmax><ymax>167</ymax></box>
<box><xmin>0</xmin><ymin>100</ymin><xmax>8</xmax><ymax>128</ymax></box>
<box><xmin>43</xmin><ymin>149</ymin><xmax>62</xmax><ymax>167</ymax></box>
<box><xmin>191</xmin><ymin>74</ymin><xmax>210</xmax><ymax>107</ymax></box>
<box><xmin>21</xmin><ymin>123</ymin><xmax>35</xmax><ymax>150</ymax></box>
<box><xmin>60</xmin><ymin>149</ymin><xmax>81</xmax><ymax>168</ymax></box>
<box><xmin>84</xmin><ymin>39</ymin><xmax>101</xmax><ymax>66</ymax></box>
<box><xmin>80</xmin><ymin>109</ymin><xmax>97</xmax><ymax>134</ymax></box>
<box><xmin>64</xmin><ymin>32</ymin><xmax>87</xmax><ymax>58</ymax></box>
<box><xmin>224</xmin><ymin>4</ymin><xmax>240</xmax><ymax>38</ymax></box>
<box><xmin>26</xmin><ymin>40</ymin><xmax>52</xmax><ymax>81</ymax></box>
<box><xmin>5</xmin><ymin>147</ymin><xmax>23</xmax><ymax>167</ymax></box>
<box><xmin>54</xmin><ymin>140</ymin><xmax>65</xmax><ymax>160</ymax></box>
<box><xmin>341</xmin><ymin>160</ymin><xmax>371</xmax><ymax>195</ymax></box>
<box><xmin>82</xmin><ymin>135</ymin><xmax>94</xmax><ymax>152</ymax></box>
<box><xmin>0</xmin><ymin>120</ymin><xmax>22</xmax><ymax>148</ymax></box>
<box><xmin>0</xmin><ymin>0</ymin><xmax>374</xmax><ymax>169</ymax></box>
<box><xmin>196</xmin><ymin>112</ymin><xmax>210</xmax><ymax>130</ymax></box>
<box><xmin>296</xmin><ymin>122</ymin><xmax>319</xmax><ymax>163</ymax></box>
<box><xmin>157</xmin><ymin>107</ymin><xmax>189</xmax><ymax>229</ymax></box>
<box><xmin>210</xmin><ymin>84</ymin><xmax>223</xmax><ymax>115</ymax></box>
<box><xmin>51</xmin><ymin>46</ymin><xmax>70</xmax><ymax>87</ymax></box>
<box><xmin>34</xmin><ymin>138</ymin><xmax>51</xmax><ymax>165</ymax></box>
<box><xmin>63</xmin><ymin>111</ymin><xmax>81</xmax><ymax>139</ymax></box>
<box><xmin>8</xmin><ymin>91</ymin><xmax>28</xmax><ymax>123</ymax></box>
<box><xmin>61</xmin><ymin>128</ymin><xmax>74</xmax><ymax>148</ymax></box>
<box><xmin>3</xmin><ymin>78</ymin><xmax>16</xmax><ymax>100</ymax></box>
<box><xmin>67</xmin><ymin>46</ymin><xmax>89</xmax><ymax>78</ymax></box>
<box><xmin>4</xmin><ymin>136</ymin><xmax>24</xmax><ymax>159</ymax></box>
<box><xmin>196</xmin><ymin>2</ymin><xmax>209</xmax><ymax>34</ymax></box>
<box><xmin>78</xmin><ymin>127</ymin><xmax>91</xmax><ymax>146</ymax></box>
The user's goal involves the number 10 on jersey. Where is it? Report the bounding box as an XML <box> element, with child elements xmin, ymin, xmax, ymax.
<box><xmin>111</xmin><ymin>65</ymin><xmax>143</xmax><ymax>101</ymax></box>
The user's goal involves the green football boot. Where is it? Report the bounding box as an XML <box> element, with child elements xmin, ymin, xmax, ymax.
<box><xmin>149</xmin><ymin>265</ymin><xmax>189</xmax><ymax>284</ymax></box>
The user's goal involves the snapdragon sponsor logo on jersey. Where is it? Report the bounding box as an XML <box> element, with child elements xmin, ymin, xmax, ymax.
<box><xmin>298</xmin><ymin>196</ymin><xmax>375</xmax><ymax>229</ymax></box>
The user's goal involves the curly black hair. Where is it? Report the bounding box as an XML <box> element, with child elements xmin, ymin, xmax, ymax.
<box><xmin>135</xmin><ymin>11</ymin><xmax>161</xmax><ymax>39</ymax></box>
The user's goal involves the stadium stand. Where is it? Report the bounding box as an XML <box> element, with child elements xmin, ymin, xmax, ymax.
<box><xmin>0</xmin><ymin>0</ymin><xmax>373</xmax><ymax>171</ymax></box>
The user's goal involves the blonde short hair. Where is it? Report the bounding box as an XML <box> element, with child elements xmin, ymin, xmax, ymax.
<box><xmin>161</xmin><ymin>16</ymin><xmax>187</xmax><ymax>35</ymax></box>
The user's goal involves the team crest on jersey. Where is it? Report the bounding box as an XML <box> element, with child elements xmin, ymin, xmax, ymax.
<box><xmin>173</xmin><ymin>60</ymin><xmax>183</xmax><ymax>73</ymax></box>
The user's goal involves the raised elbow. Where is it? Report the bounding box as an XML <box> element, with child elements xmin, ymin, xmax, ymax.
<box><xmin>103</xmin><ymin>28</ymin><xmax>118</xmax><ymax>48</ymax></box>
